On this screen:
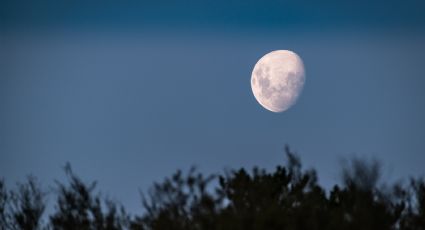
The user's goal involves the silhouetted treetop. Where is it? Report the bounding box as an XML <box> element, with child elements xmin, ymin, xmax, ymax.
<box><xmin>50</xmin><ymin>163</ymin><xmax>129</xmax><ymax>230</ymax></box>
<box><xmin>1</xmin><ymin>147</ymin><xmax>424</xmax><ymax>230</ymax></box>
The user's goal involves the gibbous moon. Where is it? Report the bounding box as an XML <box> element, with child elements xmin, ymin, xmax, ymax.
<box><xmin>251</xmin><ymin>50</ymin><xmax>305</xmax><ymax>113</ymax></box>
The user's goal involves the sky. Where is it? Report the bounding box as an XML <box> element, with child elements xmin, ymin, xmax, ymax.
<box><xmin>1</xmin><ymin>0</ymin><xmax>425</xmax><ymax>214</ymax></box>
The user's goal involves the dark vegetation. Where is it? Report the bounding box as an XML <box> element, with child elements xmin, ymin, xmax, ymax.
<box><xmin>1</xmin><ymin>147</ymin><xmax>424</xmax><ymax>230</ymax></box>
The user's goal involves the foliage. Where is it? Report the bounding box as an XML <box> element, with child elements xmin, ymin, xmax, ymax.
<box><xmin>1</xmin><ymin>147</ymin><xmax>424</xmax><ymax>230</ymax></box>
<box><xmin>0</xmin><ymin>176</ymin><xmax>46</xmax><ymax>230</ymax></box>
<box><xmin>49</xmin><ymin>163</ymin><xmax>129</xmax><ymax>230</ymax></box>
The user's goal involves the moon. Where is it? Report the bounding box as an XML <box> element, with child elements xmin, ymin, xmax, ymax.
<box><xmin>251</xmin><ymin>50</ymin><xmax>305</xmax><ymax>113</ymax></box>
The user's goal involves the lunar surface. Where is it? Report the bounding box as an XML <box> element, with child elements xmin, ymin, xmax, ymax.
<box><xmin>251</xmin><ymin>50</ymin><xmax>305</xmax><ymax>112</ymax></box>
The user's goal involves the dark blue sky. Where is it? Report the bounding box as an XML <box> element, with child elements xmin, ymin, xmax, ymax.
<box><xmin>1</xmin><ymin>0</ymin><xmax>425</xmax><ymax>214</ymax></box>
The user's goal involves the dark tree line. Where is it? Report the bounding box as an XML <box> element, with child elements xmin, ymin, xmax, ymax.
<box><xmin>1</xmin><ymin>147</ymin><xmax>424</xmax><ymax>230</ymax></box>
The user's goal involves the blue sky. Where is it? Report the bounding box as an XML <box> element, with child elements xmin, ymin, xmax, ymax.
<box><xmin>1</xmin><ymin>0</ymin><xmax>425</xmax><ymax>214</ymax></box>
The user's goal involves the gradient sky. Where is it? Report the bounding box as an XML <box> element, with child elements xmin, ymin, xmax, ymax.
<box><xmin>1</xmin><ymin>0</ymin><xmax>425</xmax><ymax>214</ymax></box>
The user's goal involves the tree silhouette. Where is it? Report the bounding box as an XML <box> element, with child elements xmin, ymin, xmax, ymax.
<box><xmin>49</xmin><ymin>163</ymin><xmax>129</xmax><ymax>230</ymax></box>
<box><xmin>1</xmin><ymin>147</ymin><xmax>424</xmax><ymax>230</ymax></box>
<box><xmin>0</xmin><ymin>179</ymin><xmax>9</xmax><ymax>228</ymax></box>
<box><xmin>213</xmin><ymin>149</ymin><xmax>327</xmax><ymax>230</ymax></box>
<box><xmin>325</xmin><ymin>157</ymin><xmax>404</xmax><ymax>230</ymax></box>
<box><xmin>399</xmin><ymin>178</ymin><xmax>425</xmax><ymax>230</ymax></box>
<box><xmin>0</xmin><ymin>177</ymin><xmax>45</xmax><ymax>230</ymax></box>
<box><xmin>131</xmin><ymin>167</ymin><xmax>217</xmax><ymax>230</ymax></box>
